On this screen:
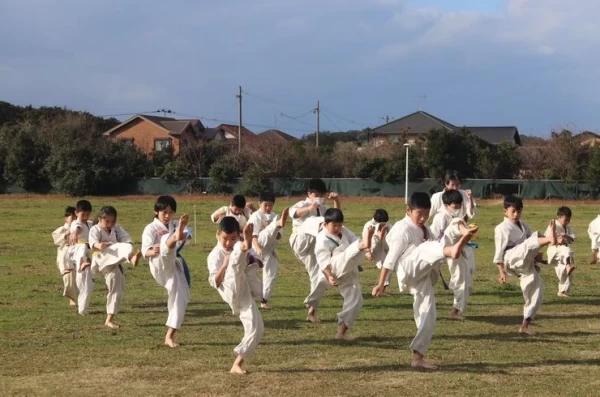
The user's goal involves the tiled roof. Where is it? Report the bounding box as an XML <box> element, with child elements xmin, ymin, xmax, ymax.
<box><xmin>258</xmin><ymin>129</ymin><xmax>297</xmax><ymax>143</ymax></box>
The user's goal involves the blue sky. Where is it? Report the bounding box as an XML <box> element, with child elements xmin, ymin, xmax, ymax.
<box><xmin>0</xmin><ymin>0</ymin><xmax>598</xmax><ymax>137</ymax></box>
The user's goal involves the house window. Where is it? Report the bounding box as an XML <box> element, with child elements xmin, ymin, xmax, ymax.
<box><xmin>120</xmin><ymin>138</ymin><xmax>134</xmax><ymax>146</ymax></box>
<box><xmin>154</xmin><ymin>138</ymin><xmax>172</xmax><ymax>151</ymax></box>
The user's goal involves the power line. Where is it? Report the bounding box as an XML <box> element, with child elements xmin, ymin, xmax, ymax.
<box><xmin>96</xmin><ymin>110</ymin><xmax>162</xmax><ymax>118</ymax></box>
<box><xmin>320</xmin><ymin>111</ymin><xmax>343</xmax><ymax>132</ymax></box>
<box><xmin>279</xmin><ymin>110</ymin><xmax>315</xmax><ymax>129</ymax></box>
<box><xmin>171</xmin><ymin>111</ymin><xmax>313</xmax><ymax>134</ymax></box>
<box><xmin>243</xmin><ymin>90</ymin><xmax>308</xmax><ymax>107</ymax></box>
<box><xmin>319</xmin><ymin>106</ymin><xmax>367</xmax><ymax>128</ymax></box>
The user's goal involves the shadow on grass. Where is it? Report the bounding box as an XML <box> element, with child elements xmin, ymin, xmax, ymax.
<box><xmin>437</xmin><ymin>330</ymin><xmax>597</xmax><ymax>342</ymax></box>
<box><xmin>467</xmin><ymin>313</ymin><xmax>600</xmax><ymax>325</ymax></box>
<box><xmin>267</xmin><ymin>358</ymin><xmax>600</xmax><ymax>375</ymax></box>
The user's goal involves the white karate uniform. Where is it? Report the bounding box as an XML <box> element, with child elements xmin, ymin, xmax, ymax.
<box><xmin>289</xmin><ymin>198</ymin><xmax>330</xmax><ymax>309</ymax></box>
<box><xmin>383</xmin><ymin>216</ymin><xmax>432</xmax><ymax>287</ymax></box>
<box><xmin>142</xmin><ymin>218</ymin><xmax>190</xmax><ymax>330</ymax></box>
<box><xmin>249</xmin><ymin>210</ymin><xmax>283</xmax><ymax>302</ymax></box>
<box><xmin>51</xmin><ymin>224</ymin><xmax>77</xmax><ymax>300</ymax></box>
<box><xmin>396</xmin><ymin>241</ymin><xmax>448</xmax><ymax>355</ymax></box>
<box><xmin>588</xmin><ymin>215</ymin><xmax>600</xmax><ymax>251</ymax></box>
<box><xmin>362</xmin><ymin>219</ymin><xmax>390</xmax><ymax>269</ymax></box>
<box><xmin>429</xmin><ymin>189</ymin><xmax>476</xmax><ymax>221</ymax></box>
<box><xmin>494</xmin><ymin>218</ymin><xmax>543</xmax><ymax>320</ymax></box>
<box><xmin>208</xmin><ymin>242</ymin><xmax>264</xmax><ymax>359</ymax></box>
<box><xmin>545</xmin><ymin>220</ymin><xmax>575</xmax><ymax>294</ymax></box>
<box><xmin>70</xmin><ymin>220</ymin><xmax>94</xmax><ymax>315</ymax></box>
<box><xmin>315</xmin><ymin>227</ymin><xmax>365</xmax><ymax>328</ymax></box>
<box><xmin>434</xmin><ymin>215</ymin><xmax>473</xmax><ymax>313</ymax></box>
<box><xmin>89</xmin><ymin>224</ymin><xmax>134</xmax><ymax>315</ymax></box>
<box><xmin>211</xmin><ymin>205</ymin><xmax>252</xmax><ymax>229</ymax></box>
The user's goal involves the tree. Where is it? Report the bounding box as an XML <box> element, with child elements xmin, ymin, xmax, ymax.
<box><xmin>425</xmin><ymin>129</ymin><xmax>480</xmax><ymax>179</ymax></box>
<box><xmin>1</xmin><ymin>122</ymin><xmax>51</xmax><ymax>192</ymax></box>
<box><xmin>546</xmin><ymin>130</ymin><xmax>589</xmax><ymax>181</ymax></box>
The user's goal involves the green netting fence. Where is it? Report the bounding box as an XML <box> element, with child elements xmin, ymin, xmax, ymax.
<box><xmin>3</xmin><ymin>178</ymin><xmax>595</xmax><ymax>199</ymax></box>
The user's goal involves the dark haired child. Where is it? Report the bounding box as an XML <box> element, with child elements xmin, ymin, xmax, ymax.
<box><xmin>493</xmin><ymin>195</ymin><xmax>557</xmax><ymax>335</ymax></box>
<box><xmin>211</xmin><ymin>194</ymin><xmax>254</xmax><ymax>229</ymax></box>
<box><xmin>141</xmin><ymin>195</ymin><xmax>190</xmax><ymax>347</ymax></box>
<box><xmin>207</xmin><ymin>218</ymin><xmax>263</xmax><ymax>375</ymax></box>
<box><xmin>70</xmin><ymin>200</ymin><xmax>94</xmax><ymax>315</ymax></box>
<box><xmin>289</xmin><ymin>178</ymin><xmax>341</xmax><ymax>322</ymax></box>
<box><xmin>89</xmin><ymin>206</ymin><xmax>141</xmax><ymax>329</ymax></box>
<box><xmin>51</xmin><ymin>206</ymin><xmax>77</xmax><ymax>306</ymax></box>
<box><xmin>248</xmin><ymin>192</ymin><xmax>289</xmax><ymax>309</ymax></box>
<box><xmin>315</xmin><ymin>208</ymin><xmax>374</xmax><ymax>340</ymax></box>
<box><xmin>545</xmin><ymin>206</ymin><xmax>576</xmax><ymax>297</ymax></box>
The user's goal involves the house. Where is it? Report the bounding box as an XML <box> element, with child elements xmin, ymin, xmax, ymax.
<box><xmin>103</xmin><ymin>114</ymin><xmax>224</xmax><ymax>155</ymax></box>
<box><xmin>214</xmin><ymin>124</ymin><xmax>257</xmax><ymax>142</ymax></box>
<box><xmin>575</xmin><ymin>131</ymin><xmax>600</xmax><ymax>147</ymax></box>
<box><xmin>370</xmin><ymin>111</ymin><xmax>521</xmax><ymax>146</ymax></box>
<box><xmin>257</xmin><ymin>129</ymin><xmax>297</xmax><ymax>144</ymax></box>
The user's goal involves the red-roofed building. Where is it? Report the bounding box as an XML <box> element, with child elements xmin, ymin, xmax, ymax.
<box><xmin>103</xmin><ymin>114</ymin><xmax>225</xmax><ymax>155</ymax></box>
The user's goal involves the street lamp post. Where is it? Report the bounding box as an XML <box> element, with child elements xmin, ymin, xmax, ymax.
<box><xmin>403</xmin><ymin>143</ymin><xmax>410</xmax><ymax>204</ymax></box>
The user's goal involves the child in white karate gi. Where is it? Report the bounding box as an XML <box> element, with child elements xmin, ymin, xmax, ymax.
<box><xmin>545</xmin><ymin>206</ymin><xmax>576</xmax><ymax>297</ymax></box>
<box><xmin>429</xmin><ymin>170</ymin><xmax>476</xmax><ymax>221</ymax></box>
<box><xmin>89</xmin><ymin>206</ymin><xmax>142</xmax><ymax>329</ymax></box>
<box><xmin>494</xmin><ymin>195</ymin><xmax>557</xmax><ymax>336</ymax></box>
<box><xmin>51</xmin><ymin>206</ymin><xmax>77</xmax><ymax>306</ymax></box>
<box><xmin>588</xmin><ymin>214</ymin><xmax>600</xmax><ymax>264</ymax></box>
<box><xmin>248</xmin><ymin>191</ymin><xmax>289</xmax><ymax>309</ymax></box>
<box><xmin>211</xmin><ymin>194</ymin><xmax>254</xmax><ymax>229</ymax></box>
<box><xmin>142</xmin><ymin>196</ymin><xmax>190</xmax><ymax>348</ymax></box>
<box><xmin>375</xmin><ymin>193</ymin><xmax>433</xmax><ymax>296</ymax></box>
<box><xmin>316</xmin><ymin>208</ymin><xmax>374</xmax><ymax>340</ymax></box>
<box><xmin>373</xmin><ymin>192</ymin><xmax>477</xmax><ymax>370</ymax></box>
<box><xmin>430</xmin><ymin>190</ymin><xmax>475</xmax><ymax>320</ymax></box>
<box><xmin>289</xmin><ymin>178</ymin><xmax>340</xmax><ymax>323</ymax></box>
<box><xmin>70</xmin><ymin>200</ymin><xmax>94</xmax><ymax>315</ymax></box>
<box><xmin>363</xmin><ymin>209</ymin><xmax>390</xmax><ymax>271</ymax></box>
<box><xmin>207</xmin><ymin>218</ymin><xmax>263</xmax><ymax>375</ymax></box>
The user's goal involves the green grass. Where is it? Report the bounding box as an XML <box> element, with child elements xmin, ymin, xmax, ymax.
<box><xmin>2</xmin><ymin>196</ymin><xmax>600</xmax><ymax>396</ymax></box>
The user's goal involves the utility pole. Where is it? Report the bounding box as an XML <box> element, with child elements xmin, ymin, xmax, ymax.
<box><xmin>378</xmin><ymin>115</ymin><xmax>391</xmax><ymax>124</ymax></box>
<box><xmin>237</xmin><ymin>86</ymin><xmax>242</xmax><ymax>153</ymax></box>
<box><xmin>315</xmin><ymin>101</ymin><xmax>320</xmax><ymax>148</ymax></box>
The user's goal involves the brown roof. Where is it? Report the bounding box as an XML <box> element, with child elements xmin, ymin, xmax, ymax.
<box><xmin>103</xmin><ymin>114</ymin><xmax>205</xmax><ymax>137</ymax></box>
<box><xmin>216</xmin><ymin>124</ymin><xmax>256</xmax><ymax>139</ymax></box>
<box><xmin>258</xmin><ymin>129</ymin><xmax>297</xmax><ymax>143</ymax></box>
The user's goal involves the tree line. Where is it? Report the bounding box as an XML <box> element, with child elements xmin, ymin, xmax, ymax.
<box><xmin>1</xmin><ymin>101</ymin><xmax>598</xmax><ymax>196</ymax></box>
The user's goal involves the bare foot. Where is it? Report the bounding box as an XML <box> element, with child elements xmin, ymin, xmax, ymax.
<box><xmin>591</xmin><ymin>251</ymin><xmax>598</xmax><ymax>264</ymax></box>
<box><xmin>164</xmin><ymin>338</ymin><xmax>179</xmax><ymax>348</ymax></box>
<box><xmin>242</xmin><ymin>224</ymin><xmax>254</xmax><ymax>252</ymax></box>
<box><xmin>557</xmin><ymin>291</ymin><xmax>569</xmax><ymax>297</ymax></box>
<box><xmin>449</xmin><ymin>311</ymin><xmax>465</xmax><ymax>321</ymax></box>
<box><xmin>105</xmin><ymin>321</ymin><xmax>120</xmax><ymax>329</ymax></box>
<box><xmin>567</xmin><ymin>264</ymin><xmax>576</xmax><ymax>275</ymax></box>
<box><xmin>175</xmin><ymin>214</ymin><xmax>189</xmax><ymax>241</ymax></box>
<box><xmin>446</xmin><ymin>233</ymin><xmax>473</xmax><ymax>259</ymax></box>
<box><xmin>130</xmin><ymin>250</ymin><xmax>142</xmax><ymax>266</ymax></box>
<box><xmin>230</xmin><ymin>365</ymin><xmax>248</xmax><ymax>375</ymax></box>
<box><xmin>277</xmin><ymin>207</ymin><xmax>289</xmax><ymax>228</ymax></box>
<box><xmin>306</xmin><ymin>306</ymin><xmax>320</xmax><ymax>323</ymax></box>
<box><xmin>361</xmin><ymin>226</ymin><xmax>375</xmax><ymax>251</ymax></box>
<box><xmin>80</xmin><ymin>261</ymin><xmax>90</xmax><ymax>272</ymax></box>
<box><xmin>69</xmin><ymin>298</ymin><xmax>77</xmax><ymax>306</ymax></box>
<box><xmin>411</xmin><ymin>359</ymin><xmax>439</xmax><ymax>371</ymax></box>
<box><xmin>378</xmin><ymin>224</ymin><xmax>388</xmax><ymax>241</ymax></box>
<box><xmin>61</xmin><ymin>269</ymin><xmax>73</xmax><ymax>275</ymax></box>
<box><xmin>519</xmin><ymin>326</ymin><xmax>536</xmax><ymax>336</ymax></box>
<box><xmin>549</xmin><ymin>220</ymin><xmax>557</xmax><ymax>245</ymax></box>
<box><xmin>335</xmin><ymin>333</ymin><xmax>355</xmax><ymax>341</ymax></box>
<box><xmin>260</xmin><ymin>301</ymin><xmax>271</xmax><ymax>309</ymax></box>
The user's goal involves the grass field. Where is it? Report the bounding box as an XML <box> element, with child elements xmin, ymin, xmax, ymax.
<box><xmin>2</xmin><ymin>195</ymin><xmax>600</xmax><ymax>396</ymax></box>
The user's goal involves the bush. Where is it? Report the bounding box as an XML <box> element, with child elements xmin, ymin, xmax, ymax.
<box><xmin>238</xmin><ymin>165</ymin><xmax>268</xmax><ymax>197</ymax></box>
<box><xmin>209</xmin><ymin>158</ymin><xmax>237</xmax><ymax>194</ymax></box>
